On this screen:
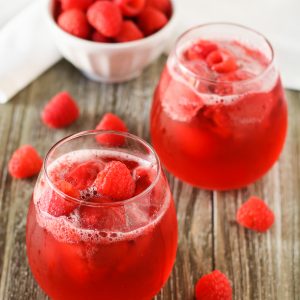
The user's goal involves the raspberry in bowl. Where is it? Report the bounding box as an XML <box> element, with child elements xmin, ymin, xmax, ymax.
<box><xmin>45</xmin><ymin>0</ymin><xmax>177</xmax><ymax>82</ymax></box>
<box><xmin>26</xmin><ymin>130</ymin><xmax>178</xmax><ymax>300</ymax></box>
<box><xmin>150</xmin><ymin>23</ymin><xmax>287</xmax><ymax>190</ymax></box>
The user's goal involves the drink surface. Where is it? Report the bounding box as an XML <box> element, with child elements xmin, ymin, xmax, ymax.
<box><xmin>151</xmin><ymin>38</ymin><xmax>287</xmax><ymax>190</ymax></box>
<box><xmin>26</xmin><ymin>150</ymin><xmax>178</xmax><ymax>300</ymax></box>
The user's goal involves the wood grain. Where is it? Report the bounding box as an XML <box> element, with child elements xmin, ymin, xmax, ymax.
<box><xmin>0</xmin><ymin>58</ymin><xmax>299</xmax><ymax>300</ymax></box>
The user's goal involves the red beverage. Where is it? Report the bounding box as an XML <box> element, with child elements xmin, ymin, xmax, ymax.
<box><xmin>26</xmin><ymin>131</ymin><xmax>178</xmax><ymax>300</ymax></box>
<box><xmin>151</xmin><ymin>23</ymin><xmax>287</xmax><ymax>190</ymax></box>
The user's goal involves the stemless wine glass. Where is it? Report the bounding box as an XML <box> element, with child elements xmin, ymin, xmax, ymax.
<box><xmin>151</xmin><ymin>23</ymin><xmax>287</xmax><ymax>190</ymax></box>
<box><xmin>26</xmin><ymin>131</ymin><xmax>178</xmax><ymax>300</ymax></box>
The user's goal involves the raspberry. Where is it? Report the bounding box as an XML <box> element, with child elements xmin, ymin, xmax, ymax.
<box><xmin>46</xmin><ymin>180</ymin><xmax>80</xmax><ymax>217</ymax></box>
<box><xmin>206</xmin><ymin>49</ymin><xmax>237</xmax><ymax>73</ymax></box>
<box><xmin>115</xmin><ymin>21</ymin><xmax>144</xmax><ymax>42</ymax></box>
<box><xmin>185</xmin><ymin>40</ymin><xmax>218</xmax><ymax>60</ymax></box>
<box><xmin>58</xmin><ymin>9</ymin><xmax>90</xmax><ymax>39</ymax></box>
<box><xmin>61</xmin><ymin>0</ymin><xmax>94</xmax><ymax>11</ymax></box>
<box><xmin>93</xmin><ymin>161</ymin><xmax>135</xmax><ymax>200</ymax></box>
<box><xmin>87</xmin><ymin>1</ymin><xmax>122</xmax><ymax>37</ymax></box>
<box><xmin>8</xmin><ymin>145</ymin><xmax>43</xmax><ymax>179</ymax></box>
<box><xmin>195</xmin><ymin>270</ymin><xmax>232</xmax><ymax>300</ymax></box>
<box><xmin>91</xmin><ymin>30</ymin><xmax>111</xmax><ymax>42</ymax></box>
<box><xmin>146</xmin><ymin>0</ymin><xmax>171</xmax><ymax>15</ymax></box>
<box><xmin>137</xmin><ymin>7</ymin><xmax>168</xmax><ymax>36</ymax></box>
<box><xmin>95</xmin><ymin>113</ymin><xmax>128</xmax><ymax>146</ymax></box>
<box><xmin>65</xmin><ymin>160</ymin><xmax>104</xmax><ymax>190</ymax></box>
<box><xmin>42</xmin><ymin>91</ymin><xmax>80</xmax><ymax>128</ymax></box>
<box><xmin>236</xmin><ymin>196</ymin><xmax>275</xmax><ymax>232</ymax></box>
<box><xmin>115</xmin><ymin>0</ymin><xmax>145</xmax><ymax>17</ymax></box>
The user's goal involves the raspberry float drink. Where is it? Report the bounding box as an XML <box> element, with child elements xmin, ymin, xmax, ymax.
<box><xmin>26</xmin><ymin>131</ymin><xmax>178</xmax><ymax>300</ymax></box>
<box><xmin>151</xmin><ymin>23</ymin><xmax>287</xmax><ymax>190</ymax></box>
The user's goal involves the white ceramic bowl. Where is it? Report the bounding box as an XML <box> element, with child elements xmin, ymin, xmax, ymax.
<box><xmin>45</xmin><ymin>0</ymin><xmax>178</xmax><ymax>83</ymax></box>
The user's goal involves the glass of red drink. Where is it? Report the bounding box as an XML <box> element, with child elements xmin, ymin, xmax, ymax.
<box><xmin>151</xmin><ymin>23</ymin><xmax>287</xmax><ymax>190</ymax></box>
<box><xmin>26</xmin><ymin>131</ymin><xmax>178</xmax><ymax>300</ymax></box>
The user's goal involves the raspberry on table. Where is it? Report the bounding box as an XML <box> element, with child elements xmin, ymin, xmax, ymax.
<box><xmin>61</xmin><ymin>0</ymin><xmax>94</xmax><ymax>11</ymax></box>
<box><xmin>115</xmin><ymin>21</ymin><xmax>144</xmax><ymax>42</ymax></box>
<box><xmin>195</xmin><ymin>270</ymin><xmax>232</xmax><ymax>300</ymax></box>
<box><xmin>95</xmin><ymin>113</ymin><xmax>128</xmax><ymax>146</ymax></box>
<box><xmin>137</xmin><ymin>7</ymin><xmax>168</xmax><ymax>36</ymax></box>
<box><xmin>41</xmin><ymin>91</ymin><xmax>80</xmax><ymax>129</ymax></box>
<box><xmin>115</xmin><ymin>0</ymin><xmax>146</xmax><ymax>17</ymax></box>
<box><xmin>8</xmin><ymin>145</ymin><xmax>43</xmax><ymax>179</ymax></box>
<box><xmin>146</xmin><ymin>0</ymin><xmax>171</xmax><ymax>16</ymax></box>
<box><xmin>93</xmin><ymin>161</ymin><xmax>135</xmax><ymax>200</ymax></box>
<box><xmin>236</xmin><ymin>196</ymin><xmax>275</xmax><ymax>232</ymax></box>
<box><xmin>58</xmin><ymin>9</ymin><xmax>90</xmax><ymax>39</ymax></box>
<box><xmin>87</xmin><ymin>1</ymin><xmax>123</xmax><ymax>37</ymax></box>
<box><xmin>46</xmin><ymin>180</ymin><xmax>80</xmax><ymax>217</ymax></box>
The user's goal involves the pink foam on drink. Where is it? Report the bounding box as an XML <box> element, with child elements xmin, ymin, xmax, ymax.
<box><xmin>33</xmin><ymin>150</ymin><xmax>171</xmax><ymax>246</ymax></box>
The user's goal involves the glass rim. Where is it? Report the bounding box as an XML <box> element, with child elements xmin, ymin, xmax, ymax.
<box><xmin>43</xmin><ymin>130</ymin><xmax>162</xmax><ymax>207</ymax></box>
<box><xmin>174</xmin><ymin>22</ymin><xmax>275</xmax><ymax>85</ymax></box>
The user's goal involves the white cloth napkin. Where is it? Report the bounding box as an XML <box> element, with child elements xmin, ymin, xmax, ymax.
<box><xmin>0</xmin><ymin>0</ymin><xmax>60</xmax><ymax>104</ymax></box>
<box><xmin>0</xmin><ymin>0</ymin><xmax>299</xmax><ymax>104</ymax></box>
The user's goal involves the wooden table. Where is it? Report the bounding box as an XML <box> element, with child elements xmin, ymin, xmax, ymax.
<box><xmin>0</xmin><ymin>58</ymin><xmax>299</xmax><ymax>300</ymax></box>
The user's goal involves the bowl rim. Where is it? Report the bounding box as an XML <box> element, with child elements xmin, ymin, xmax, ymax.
<box><xmin>45</xmin><ymin>0</ymin><xmax>178</xmax><ymax>49</ymax></box>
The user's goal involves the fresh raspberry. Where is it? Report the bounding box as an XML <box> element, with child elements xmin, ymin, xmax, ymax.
<box><xmin>61</xmin><ymin>0</ymin><xmax>94</xmax><ymax>11</ymax></box>
<box><xmin>185</xmin><ymin>40</ymin><xmax>218</xmax><ymax>60</ymax></box>
<box><xmin>93</xmin><ymin>161</ymin><xmax>135</xmax><ymax>200</ymax></box>
<box><xmin>65</xmin><ymin>160</ymin><xmax>104</xmax><ymax>190</ymax></box>
<box><xmin>42</xmin><ymin>91</ymin><xmax>80</xmax><ymax>128</ymax></box>
<box><xmin>91</xmin><ymin>30</ymin><xmax>111</xmax><ymax>42</ymax></box>
<box><xmin>87</xmin><ymin>1</ymin><xmax>122</xmax><ymax>37</ymax></box>
<box><xmin>195</xmin><ymin>270</ymin><xmax>232</xmax><ymax>300</ymax></box>
<box><xmin>236</xmin><ymin>196</ymin><xmax>275</xmax><ymax>232</ymax></box>
<box><xmin>138</xmin><ymin>7</ymin><xmax>168</xmax><ymax>36</ymax></box>
<box><xmin>57</xmin><ymin>9</ymin><xmax>90</xmax><ymax>39</ymax></box>
<box><xmin>115</xmin><ymin>0</ymin><xmax>145</xmax><ymax>17</ymax></box>
<box><xmin>46</xmin><ymin>180</ymin><xmax>80</xmax><ymax>217</ymax></box>
<box><xmin>95</xmin><ymin>113</ymin><xmax>128</xmax><ymax>146</ymax></box>
<box><xmin>206</xmin><ymin>49</ymin><xmax>237</xmax><ymax>73</ymax></box>
<box><xmin>8</xmin><ymin>145</ymin><xmax>43</xmax><ymax>179</ymax></box>
<box><xmin>115</xmin><ymin>21</ymin><xmax>144</xmax><ymax>42</ymax></box>
<box><xmin>146</xmin><ymin>0</ymin><xmax>171</xmax><ymax>16</ymax></box>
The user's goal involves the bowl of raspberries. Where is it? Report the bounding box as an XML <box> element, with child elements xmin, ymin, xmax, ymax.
<box><xmin>46</xmin><ymin>0</ymin><xmax>177</xmax><ymax>82</ymax></box>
